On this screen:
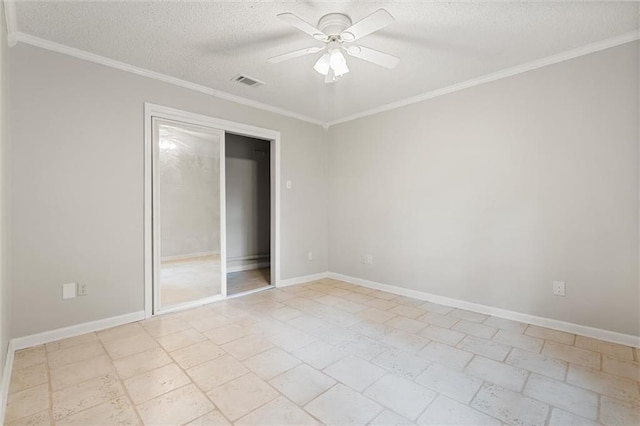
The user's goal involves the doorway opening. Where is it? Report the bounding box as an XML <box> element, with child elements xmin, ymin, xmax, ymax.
<box><xmin>144</xmin><ymin>103</ymin><xmax>281</xmax><ymax>317</ymax></box>
<box><xmin>225</xmin><ymin>133</ymin><xmax>272</xmax><ymax>295</ymax></box>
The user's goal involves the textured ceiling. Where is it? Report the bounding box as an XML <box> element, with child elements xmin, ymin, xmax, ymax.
<box><xmin>13</xmin><ymin>1</ymin><xmax>640</xmax><ymax>123</ymax></box>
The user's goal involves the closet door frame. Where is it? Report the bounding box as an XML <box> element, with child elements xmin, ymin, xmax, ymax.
<box><xmin>144</xmin><ymin>103</ymin><xmax>281</xmax><ymax>317</ymax></box>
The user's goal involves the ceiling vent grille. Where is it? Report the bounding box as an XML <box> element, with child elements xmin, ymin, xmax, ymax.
<box><xmin>232</xmin><ymin>74</ymin><xmax>265</xmax><ymax>87</ymax></box>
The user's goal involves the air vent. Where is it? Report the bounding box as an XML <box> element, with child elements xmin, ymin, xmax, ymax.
<box><xmin>232</xmin><ymin>74</ymin><xmax>265</xmax><ymax>88</ymax></box>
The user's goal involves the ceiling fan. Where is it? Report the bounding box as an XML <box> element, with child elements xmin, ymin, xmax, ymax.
<box><xmin>268</xmin><ymin>9</ymin><xmax>400</xmax><ymax>83</ymax></box>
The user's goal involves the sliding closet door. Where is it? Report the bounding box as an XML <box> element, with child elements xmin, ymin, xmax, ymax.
<box><xmin>152</xmin><ymin>118</ymin><xmax>226</xmax><ymax>312</ymax></box>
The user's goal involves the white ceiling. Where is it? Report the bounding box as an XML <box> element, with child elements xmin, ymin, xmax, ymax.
<box><xmin>12</xmin><ymin>1</ymin><xmax>640</xmax><ymax>124</ymax></box>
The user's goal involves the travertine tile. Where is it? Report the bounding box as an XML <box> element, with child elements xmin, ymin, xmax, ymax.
<box><xmin>155</xmin><ymin>328</ymin><xmax>207</xmax><ymax>352</ymax></box>
<box><xmin>266</xmin><ymin>328</ymin><xmax>317</xmax><ymax>352</ymax></box>
<box><xmin>236</xmin><ymin>396</ymin><xmax>318</xmax><ymax>425</ymax></box>
<box><xmin>369</xmin><ymin>290</ymin><xmax>398</xmax><ymax>301</ymax></box>
<box><xmin>418</xmin><ymin>325</ymin><xmax>466</xmax><ymax>346</ymax></box>
<box><xmin>188</xmin><ymin>313</ymin><xmax>232</xmax><ymax>333</ymax></box>
<box><xmin>47</xmin><ymin>341</ymin><xmax>106</xmax><ymax>369</ymax></box>
<box><xmin>602</xmin><ymin>354</ymin><xmax>640</xmax><ymax>381</ymax></box>
<box><xmin>417</xmin><ymin>302</ymin><xmax>452</xmax><ymax>315</ymax></box>
<box><xmin>493</xmin><ymin>329</ymin><xmax>543</xmax><ymax>353</ymax></box>
<box><xmin>416</xmin><ymin>363</ymin><xmax>482</xmax><ymax>404</ymax></box>
<box><xmin>452</xmin><ymin>320</ymin><xmax>497</xmax><ymax>339</ymax></box>
<box><xmin>324</xmin><ymin>355</ymin><xmax>386</xmax><ymax>391</ymax></box>
<box><xmin>386</xmin><ymin>316</ymin><xmax>427</xmax><ymax>334</ymax></box>
<box><xmin>207</xmin><ymin>373</ymin><xmax>278</xmax><ymax>421</ymax></box>
<box><xmin>349</xmin><ymin>320</ymin><xmax>393</xmax><ymax>340</ymax></box>
<box><xmin>271</xmin><ymin>306</ymin><xmax>303</xmax><ymax>321</ymax></box>
<box><xmin>364</xmin><ymin>374</ymin><xmax>436</xmax><ymax>420</ymax></box>
<box><xmin>97</xmin><ymin>323</ymin><xmax>147</xmax><ymax>343</ymax></box>
<box><xmin>418</xmin><ymin>341</ymin><xmax>473</xmax><ymax>370</ymax></box>
<box><xmin>56</xmin><ymin>396</ymin><xmax>140</xmax><ymax>425</ymax></box>
<box><xmin>50</xmin><ymin>354</ymin><xmax>115</xmax><ymax>391</ymax></box>
<box><xmin>372</xmin><ymin>349</ymin><xmax>431</xmax><ymax>379</ymax></box>
<box><xmin>5</xmin><ymin>409</ymin><xmax>51</xmax><ymax>426</ymax></box>
<box><xmin>417</xmin><ymin>311</ymin><xmax>459</xmax><ymax>328</ymax></box>
<box><xmin>9</xmin><ymin>363</ymin><xmax>48</xmax><ymax>394</ymax></box>
<box><xmin>337</xmin><ymin>334</ymin><xmax>389</xmax><ymax>360</ymax></box>
<box><xmin>466</xmin><ymin>356</ymin><xmax>528</xmax><ymax>392</ymax></box>
<box><xmin>186</xmin><ymin>410</ymin><xmax>231</xmax><ymax>426</ymax></box>
<box><xmin>137</xmin><ymin>384</ymin><xmax>214</xmax><ymax>425</ymax></box>
<box><xmin>525</xmin><ymin>325</ymin><xmax>575</xmax><ymax>345</ymax></box>
<box><xmin>186</xmin><ymin>354</ymin><xmax>248</xmax><ymax>391</ymax></box>
<box><xmin>370</xmin><ymin>410</ymin><xmax>413</xmax><ymax>425</ymax></box>
<box><xmin>483</xmin><ymin>316</ymin><xmax>528</xmax><ymax>333</ymax></box>
<box><xmin>141</xmin><ymin>316</ymin><xmax>192</xmax><ymax>337</ymax></box>
<box><xmin>113</xmin><ymin>347</ymin><xmax>172</xmax><ymax>380</ymax></box>
<box><xmin>222</xmin><ymin>335</ymin><xmax>273</xmax><ymax>360</ymax></box>
<box><xmin>542</xmin><ymin>340</ymin><xmax>601</xmax><ymax>369</ymax></box>
<box><xmin>292</xmin><ymin>340</ymin><xmax>347</xmax><ymax>369</ymax></box>
<box><xmin>381</xmin><ymin>329</ymin><xmax>430</xmax><ymax>353</ymax></box>
<box><xmin>123</xmin><ymin>363</ymin><xmax>189</xmax><ymax>404</ymax></box>
<box><xmin>365</xmin><ymin>298</ymin><xmax>398</xmax><ymax>310</ymax></box>
<box><xmin>567</xmin><ymin>364</ymin><xmax>640</xmax><ymax>402</ymax></box>
<box><xmin>575</xmin><ymin>336</ymin><xmax>634</xmax><ymax>360</ymax></box>
<box><xmin>305</xmin><ymin>384</ymin><xmax>383</xmax><ymax>425</ymax></box>
<box><xmin>244</xmin><ymin>347</ymin><xmax>300</xmax><ymax>380</ymax></box>
<box><xmin>417</xmin><ymin>395</ymin><xmax>501</xmax><ymax>426</ymax></box>
<box><xmin>523</xmin><ymin>373</ymin><xmax>598</xmax><ymax>420</ymax></box>
<box><xmin>52</xmin><ymin>373</ymin><xmax>125</xmax><ymax>420</ymax></box>
<box><xmin>101</xmin><ymin>332</ymin><xmax>158</xmax><ymax>360</ymax></box>
<box><xmin>448</xmin><ymin>309</ymin><xmax>488</xmax><ymax>323</ymax></box>
<box><xmin>359</xmin><ymin>308</ymin><xmax>398</xmax><ymax>323</ymax></box>
<box><xmin>270</xmin><ymin>364</ymin><xmax>336</xmax><ymax>405</ymax></box>
<box><xmin>548</xmin><ymin>409</ymin><xmax>598</xmax><ymax>426</ymax></box>
<box><xmin>4</xmin><ymin>384</ymin><xmax>50</xmax><ymax>423</ymax></box>
<box><xmin>471</xmin><ymin>383</ymin><xmax>549</xmax><ymax>426</ymax></box>
<box><xmin>12</xmin><ymin>347</ymin><xmax>46</xmax><ymax>371</ymax></box>
<box><xmin>170</xmin><ymin>340</ymin><xmax>225</xmax><ymax>368</ymax></box>
<box><xmin>457</xmin><ymin>335</ymin><xmax>511</xmax><ymax>361</ymax></box>
<box><xmin>600</xmin><ymin>396</ymin><xmax>640</xmax><ymax>425</ymax></box>
<box><xmin>389</xmin><ymin>304</ymin><xmax>425</xmax><ymax>319</ymax></box>
<box><xmin>45</xmin><ymin>333</ymin><xmax>99</xmax><ymax>353</ymax></box>
<box><xmin>505</xmin><ymin>348</ymin><xmax>567</xmax><ymax>380</ymax></box>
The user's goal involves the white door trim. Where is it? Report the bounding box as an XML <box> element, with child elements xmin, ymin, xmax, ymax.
<box><xmin>144</xmin><ymin>103</ymin><xmax>281</xmax><ymax>318</ymax></box>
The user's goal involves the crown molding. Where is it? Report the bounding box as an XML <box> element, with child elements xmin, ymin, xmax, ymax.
<box><xmin>9</xmin><ymin>27</ymin><xmax>639</xmax><ymax>129</ymax></box>
<box><xmin>13</xmin><ymin>32</ymin><xmax>325</xmax><ymax>127</ymax></box>
<box><xmin>326</xmin><ymin>30</ymin><xmax>640</xmax><ymax>127</ymax></box>
<box><xmin>3</xmin><ymin>0</ymin><xmax>17</xmax><ymax>47</ymax></box>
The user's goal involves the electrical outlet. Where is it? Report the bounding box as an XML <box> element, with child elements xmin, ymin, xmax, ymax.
<box><xmin>552</xmin><ymin>281</ymin><xmax>565</xmax><ymax>297</ymax></box>
<box><xmin>78</xmin><ymin>283</ymin><xmax>89</xmax><ymax>296</ymax></box>
<box><xmin>307</xmin><ymin>251</ymin><xmax>313</xmax><ymax>261</ymax></box>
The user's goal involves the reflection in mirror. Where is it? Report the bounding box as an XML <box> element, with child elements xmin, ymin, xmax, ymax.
<box><xmin>157</xmin><ymin>121</ymin><xmax>222</xmax><ymax>308</ymax></box>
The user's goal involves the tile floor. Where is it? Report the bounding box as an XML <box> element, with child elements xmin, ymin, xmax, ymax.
<box><xmin>5</xmin><ymin>278</ymin><xmax>640</xmax><ymax>425</ymax></box>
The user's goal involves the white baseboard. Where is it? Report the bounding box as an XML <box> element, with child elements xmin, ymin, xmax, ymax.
<box><xmin>11</xmin><ymin>311</ymin><xmax>146</xmax><ymax>351</ymax></box>
<box><xmin>161</xmin><ymin>251</ymin><xmax>219</xmax><ymax>262</ymax></box>
<box><xmin>328</xmin><ymin>272</ymin><xmax>640</xmax><ymax>348</ymax></box>
<box><xmin>278</xmin><ymin>272</ymin><xmax>329</xmax><ymax>288</ymax></box>
<box><xmin>0</xmin><ymin>340</ymin><xmax>15</xmax><ymax>425</ymax></box>
<box><xmin>227</xmin><ymin>261</ymin><xmax>271</xmax><ymax>273</ymax></box>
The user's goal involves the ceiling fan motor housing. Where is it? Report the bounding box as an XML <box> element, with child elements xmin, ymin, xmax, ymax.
<box><xmin>318</xmin><ymin>13</ymin><xmax>352</xmax><ymax>38</ymax></box>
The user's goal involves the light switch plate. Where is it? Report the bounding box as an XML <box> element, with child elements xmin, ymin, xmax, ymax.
<box><xmin>62</xmin><ymin>283</ymin><xmax>77</xmax><ymax>299</ymax></box>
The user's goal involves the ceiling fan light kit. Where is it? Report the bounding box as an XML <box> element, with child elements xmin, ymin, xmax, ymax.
<box><xmin>269</xmin><ymin>9</ymin><xmax>400</xmax><ymax>83</ymax></box>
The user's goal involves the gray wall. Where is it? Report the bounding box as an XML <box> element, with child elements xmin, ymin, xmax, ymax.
<box><xmin>160</xmin><ymin>129</ymin><xmax>221</xmax><ymax>259</ymax></box>
<box><xmin>328</xmin><ymin>41</ymin><xmax>639</xmax><ymax>336</ymax></box>
<box><xmin>8</xmin><ymin>43</ymin><xmax>328</xmax><ymax>338</ymax></box>
<box><xmin>225</xmin><ymin>134</ymin><xmax>270</xmax><ymax>264</ymax></box>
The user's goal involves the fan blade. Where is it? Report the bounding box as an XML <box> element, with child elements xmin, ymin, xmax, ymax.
<box><xmin>340</xmin><ymin>9</ymin><xmax>394</xmax><ymax>42</ymax></box>
<box><xmin>277</xmin><ymin>13</ymin><xmax>328</xmax><ymax>41</ymax></box>
<box><xmin>268</xmin><ymin>46</ymin><xmax>324</xmax><ymax>63</ymax></box>
<box><xmin>345</xmin><ymin>45</ymin><xmax>399</xmax><ymax>69</ymax></box>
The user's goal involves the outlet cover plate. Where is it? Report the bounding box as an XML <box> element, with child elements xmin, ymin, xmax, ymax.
<box><xmin>552</xmin><ymin>281</ymin><xmax>566</xmax><ymax>296</ymax></box>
